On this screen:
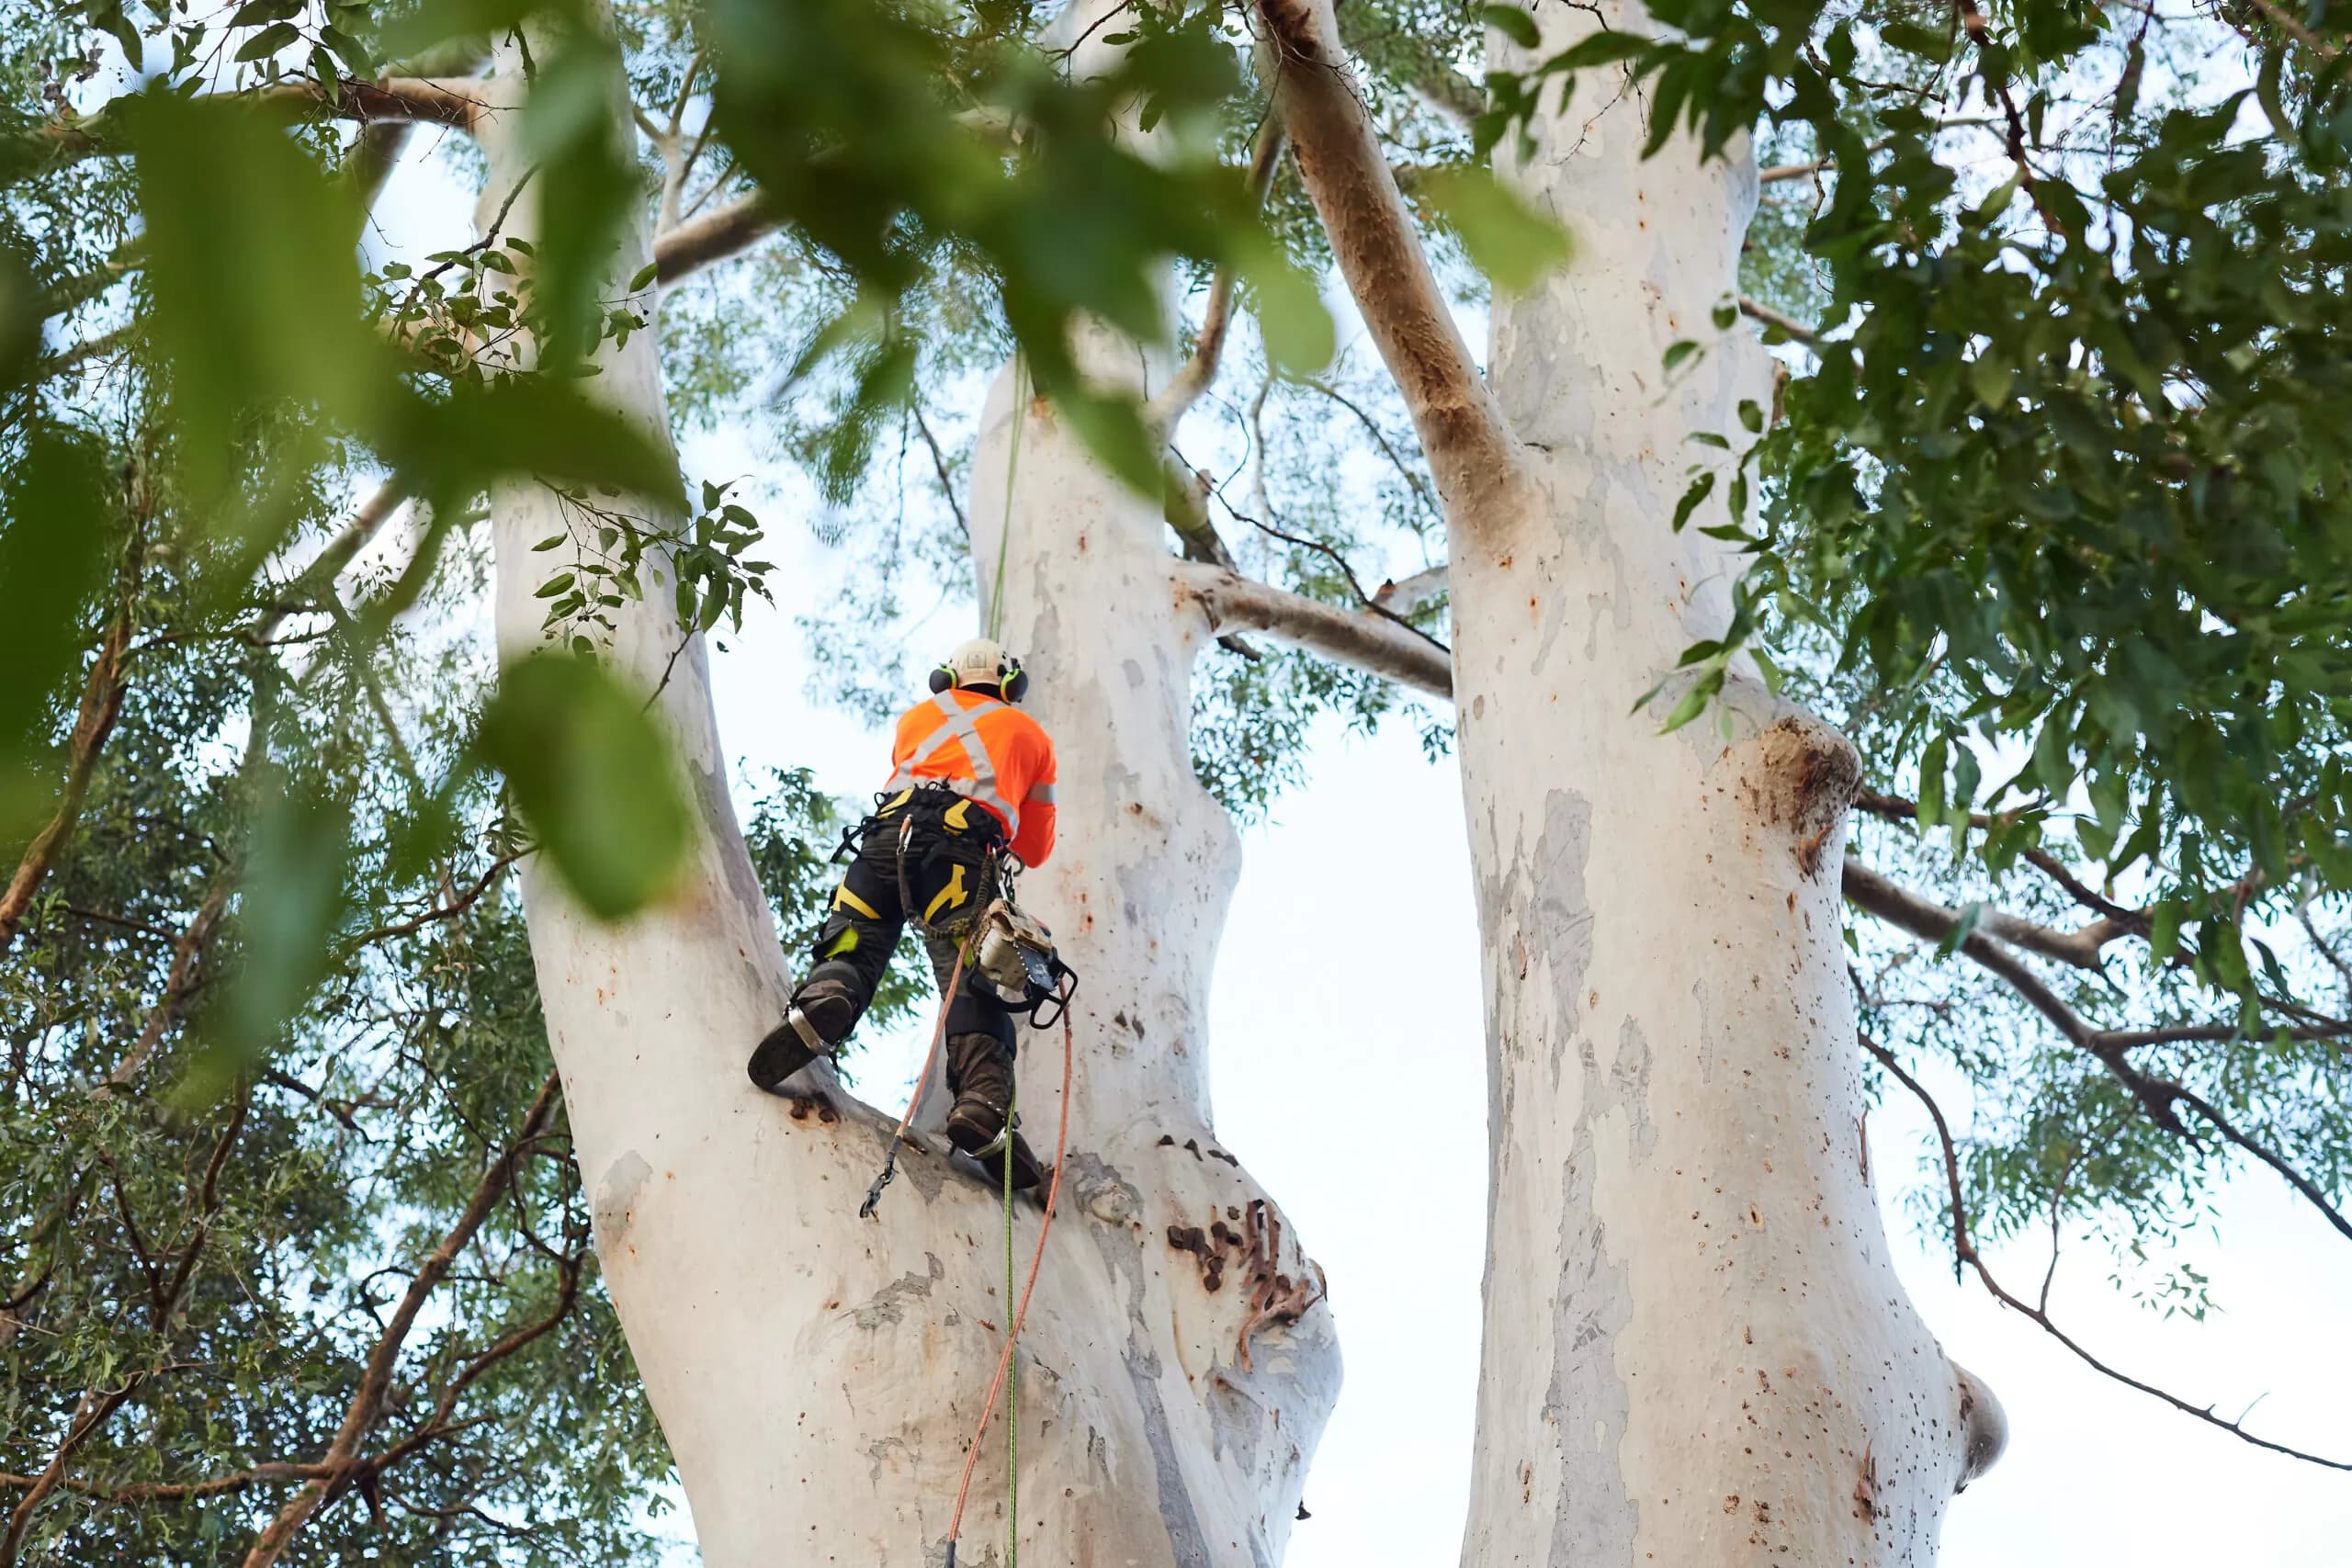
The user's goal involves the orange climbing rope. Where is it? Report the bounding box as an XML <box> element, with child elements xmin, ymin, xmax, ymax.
<box><xmin>858</xmin><ymin>948</ymin><xmax>967</xmax><ymax>1220</ymax></box>
<box><xmin>942</xmin><ymin>1008</ymin><xmax>1072</xmax><ymax>1568</ymax></box>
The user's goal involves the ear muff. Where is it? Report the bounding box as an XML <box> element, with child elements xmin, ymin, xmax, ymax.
<box><xmin>1000</xmin><ymin>657</ymin><xmax>1029</xmax><ymax>704</ymax></box>
<box><xmin>928</xmin><ymin>664</ymin><xmax>956</xmax><ymax>694</ymax></box>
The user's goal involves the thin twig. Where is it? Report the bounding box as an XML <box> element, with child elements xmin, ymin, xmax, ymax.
<box><xmin>1739</xmin><ymin>295</ymin><xmax>1822</xmax><ymax>346</ymax></box>
<box><xmin>1860</xmin><ymin>1032</ymin><xmax>2352</xmax><ymax>1472</ymax></box>
<box><xmin>911</xmin><ymin>404</ymin><xmax>969</xmax><ymax>539</ymax></box>
<box><xmin>340</xmin><ymin>855</ymin><xmax>522</xmax><ymax>952</ymax></box>
<box><xmin>1301</xmin><ymin>379</ymin><xmax>1441</xmax><ymax>522</ymax></box>
<box><xmin>1209</xmin><ymin>485</ymin><xmax>1451</xmax><ymax>657</ymax></box>
<box><xmin>2245</xmin><ymin>0</ymin><xmax>2342</xmax><ymax>56</ymax></box>
<box><xmin>238</xmin><ymin>1074</ymin><xmax>562</xmax><ymax>1568</ymax></box>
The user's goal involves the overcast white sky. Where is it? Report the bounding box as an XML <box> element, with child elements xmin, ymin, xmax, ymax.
<box><xmin>362</xmin><ymin>131</ymin><xmax>2352</xmax><ymax>1567</ymax></box>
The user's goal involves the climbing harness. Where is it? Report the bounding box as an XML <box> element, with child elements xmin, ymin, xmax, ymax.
<box><xmin>942</xmin><ymin>1005</ymin><xmax>1071</xmax><ymax>1568</ymax></box>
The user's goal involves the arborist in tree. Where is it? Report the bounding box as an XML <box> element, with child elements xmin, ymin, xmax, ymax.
<box><xmin>750</xmin><ymin>637</ymin><xmax>1063</xmax><ymax>1189</ymax></box>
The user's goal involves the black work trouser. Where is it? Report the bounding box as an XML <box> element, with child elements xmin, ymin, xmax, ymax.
<box><xmin>802</xmin><ymin>789</ymin><xmax>1017</xmax><ymax>1107</ymax></box>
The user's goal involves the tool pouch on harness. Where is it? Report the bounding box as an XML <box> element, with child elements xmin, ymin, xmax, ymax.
<box><xmin>970</xmin><ymin>897</ymin><xmax>1078</xmax><ymax>1028</ymax></box>
<box><xmin>896</xmin><ymin>789</ymin><xmax>1001</xmax><ymax>942</ymax></box>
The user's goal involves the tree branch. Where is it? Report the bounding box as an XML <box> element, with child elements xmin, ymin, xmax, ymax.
<box><xmin>1302</xmin><ymin>378</ymin><xmax>1442</xmax><ymax>522</ymax></box>
<box><xmin>2162</xmin><ymin>1080</ymin><xmax>2352</xmax><ymax>1243</ymax></box>
<box><xmin>2091</xmin><ymin>1022</ymin><xmax>2352</xmax><ymax>1051</ymax></box>
<box><xmin>5</xmin><ymin>76</ymin><xmax>492</xmax><ymax>185</ymax></box>
<box><xmin>0</xmin><ymin>590</ymin><xmax>135</xmax><ymax>953</ymax></box>
<box><xmin>103</xmin><ymin>875</ymin><xmax>232</xmax><ymax>1090</ymax></box>
<box><xmin>651</xmin><ymin>190</ymin><xmax>775</xmax><ymax>283</ymax></box>
<box><xmin>37</xmin><ymin>246</ymin><xmax>140</xmax><ymax>321</ymax></box>
<box><xmin>2245</xmin><ymin>0</ymin><xmax>2343</xmax><ymax>56</ymax></box>
<box><xmin>1161</xmin><ymin>455</ymin><xmax>1244</xmax><ymax>572</ymax></box>
<box><xmin>345</xmin><ymin>40</ymin><xmax>494</xmax><ymax>205</ymax></box>
<box><xmin>0</xmin><ymin>1096</ymin><xmax>251</xmax><ymax>1564</ymax></box>
<box><xmin>238</xmin><ymin>1073</ymin><xmax>561</xmax><ymax>1568</ymax></box>
<box><xmin>352</xmin><ymin>1238</ymin><xmax>585</xmax><ymax>1487</ymax></box>
<box><xmin>338</xmin><ymin>854</ymin><xmax>523</xmax><ymax>953</ymax></box>
<box><xmin>1850</xmin><ymin>870</ymin><xmax>2352</xmax><ymax>1239</ymax></box>
<box><xmin>1844</xmin><ymin>859</ymin><xmax>2130</xmax><ymax>972</ymax></box>
<box><xmin>1850</xmin><ymin>788</ymin><xmax>2149</xmax><ymax>930</ymax></box>
<box><xmin>1739</xmin><ymin>295</ymin><xmax>1821</xmax><ymax>346</ymax></box>
<box><xmin>1170</xmin><ymin>559</ymin><xmax>1453</xmax><ymax>698</ymax></box>
<box><xmin>1148</xmin><ymin>112</ymin><xmax>1288</xmax><ymax>430</ymax></box>
<box><xmin>1860</xmin><ymin>1031</ymin><xmax>2352</xmax><ymax>1472</ymax></box>
<box><xmin>911</xmin><ymin>404</ymin><xmax>969</xmax><ymax>539</ymax></box>
<box><xmin>0</xmin><ymin>1462</ymin><xmax>329</xmax><ymax>1504</ymax></box>
<box><xmin>1373</xmin><ymin>561</ymin><xmax>1448</xmax><ymax>615</ymax></box>
<box><xmin>1841</xmin><ymin>860</ymin><xmax>2097</xmax><ymax>1044</ymax></box>
<box><xmin>1252</xmin><ymin>0</ymin><xmax>1524</xmax><ymax>528</ymax></box>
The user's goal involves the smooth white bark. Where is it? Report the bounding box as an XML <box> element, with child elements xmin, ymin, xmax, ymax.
<box><xmin>473</xmin><ymin>11</ymin><xmax>1337</xmax><ymax>1562</ymax></box>
<box><xmin>1446</xmin><ymin>6</ymin><xmax>2004</xmax><ymax>1564</ymax></box>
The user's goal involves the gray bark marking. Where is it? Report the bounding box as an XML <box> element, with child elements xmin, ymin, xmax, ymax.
<box><xmin>1064</xmin><ymin>1154</ymin><xmax>1216</xmax><ymax>1567</ymax></box>
<box><xmin>688</xmin><ymin>755</ymin><xmax>775</xmax><ymax>935</ymax></box>
<box><xmin>854</xmin><ymin>1252</ymin><xmax>947</xmax><ymax>1330</ymax></box>
<box><xmin>1530</xmin><ymin>789</ymin><xmax>1641</xmax><ymax>1563</ymax></box>
<box><xmin>1123</xmin><ymin>1359</ymin><xmax>1216</xmax><ymax>1568</ymax></box>
<box><xmin>1533</xmin><ymin>790</ymin><xmax>1597</xmax><ymax>1083</ymax></box>
<box><xmin>1204</xmin><ymin>1371</ymin><xmax>1261</xmax><ymax>1471</ymax></box>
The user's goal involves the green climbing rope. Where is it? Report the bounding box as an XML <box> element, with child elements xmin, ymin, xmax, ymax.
<box><xmin>1003</xmin><ymin>1093</ymin><xmax>1019</xmax><ymax>1566</ymax></box>
<box><xmin>988</xmin><ymin>353</ymin><xmax>1026</xmax><ymax>642</ymax></box>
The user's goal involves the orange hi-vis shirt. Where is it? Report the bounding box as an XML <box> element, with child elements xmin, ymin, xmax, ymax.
<box><xmin>885</xmin><ymin>688</ymin><xmax>1059</xmax><ymax>866</ymax></box>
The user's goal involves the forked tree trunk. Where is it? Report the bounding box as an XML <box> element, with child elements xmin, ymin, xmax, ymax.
<box><xmin>472</xmin><ymin>17</ymin><xmax>1339</xmax><ymax>1564</ymax></box>
<box><xmin>1258</xmin><ymin>0</ymin><xmax>2007</xmax><ymax>1559</ymax></box>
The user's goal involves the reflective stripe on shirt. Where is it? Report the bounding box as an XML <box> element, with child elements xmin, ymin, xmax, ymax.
<box><xmin>887</xmin><ymin>693</ymin><xmax>1022</xmax><ymax>834</ymax></box>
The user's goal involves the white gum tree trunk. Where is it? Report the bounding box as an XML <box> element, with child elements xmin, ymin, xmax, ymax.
<box><xmin>1256</xmin><ymin>0</ymin><xmax>2008</xmax><ymax>1561</ymax></box>
<box><xmin>1455</xmin><ymin>10</ymin><xmax>2005</xmax><ymax>1563</ymax></box>
<box><xmin>470</xmin><ymin>13</ymin><xmax>1338</xmax><ymax>1564</ymax></box>
<box><xmin>1454</xmin><ymin>191</ymin><xmax>1949</xmax><ymax>1562</ymax></box>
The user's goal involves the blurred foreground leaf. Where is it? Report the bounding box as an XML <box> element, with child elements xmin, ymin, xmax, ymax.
<box><xmin>128</xmin><ymin>92</ymin><xmax>384</xmax><ymax>502</ymax></box>
<box><xmin>0</xmin><ymin>428</ymin><xmax>116</xmax><ymax>844</ymax></box>
<box><xmin>476</xmin><ymin>652</ymin><xmax>692</xmax><ymax>919</ymax></box>
<box><xmin>183</xmin><ymin>773</ymin><xmax>355</xmax><ymax>1099</ymax></box>
<box><xmin>1417</xmin><ymin>166</ymin><xmax>1572</xmax><ymax>295</ymax></box>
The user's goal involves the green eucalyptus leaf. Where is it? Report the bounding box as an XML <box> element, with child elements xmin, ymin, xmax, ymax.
<box><xmin>475</xmin><ymin>652</ymin><xmax>693</xmax><ymax>920</ymax></box>
<box><xmin>1416</xmin><ymin>166</ymin><xmax>1572</xmax><ymax>295</ymax></box>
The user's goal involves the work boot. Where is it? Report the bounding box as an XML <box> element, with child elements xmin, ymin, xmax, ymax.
<box><xmin>944</xmin><ymin>1100</ymin><xmax>1046</xmax><ymax>1190</ymax></box>
<box><xmin>748</xmin><ymin>974</ymin><xmax>859</xmax><ymax>1093</ymax></box>
<box><xmin>943</xmin><ymin>1031</ymin><xmax>1043</xmax><ymax>1190</ymax></box>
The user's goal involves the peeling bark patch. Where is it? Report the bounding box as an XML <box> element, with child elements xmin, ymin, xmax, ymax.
<box><xmin>1532</xmin><ymin>789</ymin><xmax>1597</xmax><ymax>1076</ymax></box>
<box><xmin>1544</xmin><ymin>1003</ymin><xmax>1641</xmax><ymax>1562</ymax></box>
<box><xmin>591</xmin><ymin>1149</ymin><xmax>653</xmax><ymax>1253</ymax></box>
<box><xmin>1610</xmin><ymin>1018</ymin><xmax>1658</xmax><ymax>1157</ymax></box>
<box><xmin>1205</xmin><ymin>1372</ymin><xmax>1263</xmax><ymax>1472</ymax></box>
<box><xmin>854</xmin><ymin>1253</ymin><xmax>947</xmax><ymax>1330</ymax></box>
<box><xmin>1168</xmin><ymin>1224</ymin><xmax>1225</xmax><ymax>1292</ymax></box>
<box><xmin>864</xmin><ymin>1435</ymin><xmax>910</xmax><ymax>1483</ymax></box>
<box><xmin>1168</xmin><ymin>1201</ymin><xmax>1327</xmax><ymax>1369</ymax></box>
